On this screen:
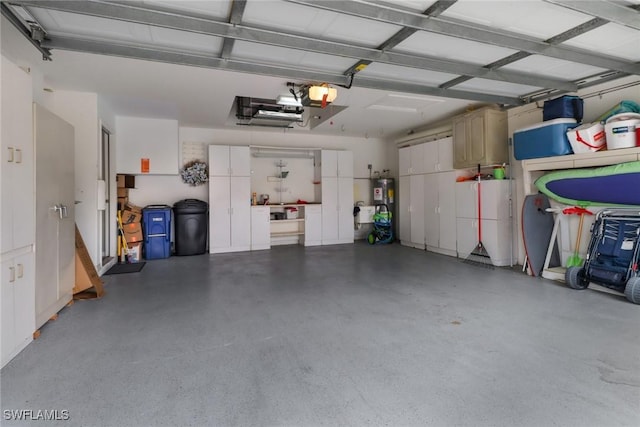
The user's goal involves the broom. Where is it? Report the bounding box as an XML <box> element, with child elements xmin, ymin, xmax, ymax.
<box><xmin>464</xmin><ymin>164</ymin><xmax>494</xmax><ymax>269</ymax></box>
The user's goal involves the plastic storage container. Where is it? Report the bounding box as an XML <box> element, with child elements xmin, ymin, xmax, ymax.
<box><xmin>514</xmin><ymin>118</ymin><xmax>578</xmax><ymax>160</ymax></box>
<box><xmin>142</xmin><ymin>205</ymin><xmax>172</xmax><ymax>259</ymax></box>
<box><xmin>604</xmin><ymin>113</ymin><xmax>640</xmax><ymax>150</ymax></box>
<box><xmin>173</xmin><ymin>199</ymin><xmax>208</xmax><ymax>256</ymax></box>
<box><xmin>566</xmin><ymin>122</ymin><xmax>606</xmax><ymax>154</ymax></box>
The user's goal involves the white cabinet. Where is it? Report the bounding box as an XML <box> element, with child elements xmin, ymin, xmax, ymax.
<box><xmin>321</xmin><ymin>150</ymin><xmax>353</xmax><ymax>177</ymax></box>
<box><xmin>424</xmin><ymin>172</ymin><xmax>457</xmax><ymax>256</ymax></box>
<box><xmin>322</xmin><ymin>177</ymin><xmax>354</xmax><ymax>245</ymax></box>
<box><xmin>303</xmin><ymin>204</ymin><xmax>322</xmax><ymax>246</ymax></box>
<box><xmin>1</xmin><ymin>56</ymin><xmax>34</xmax><ymax>254</ymax></box>
<box><xmin>424</xmin><ymin>137</ymin><xmax>454</xmax><ymax>173</ymax></box>
<box><xmin>409</xmin><ymin>175</ymin><xmax>425</xmax><ymax>248</ymax></box>
<box><xmin>1</xmin><ymin>252</ymin><xmax>35</xmax><ymax>368</ymax></box>
<box><xmin>455</xmin><ymin>180</ymin><xmax>512</xmax><ymax>266</ymax></box>
<box><xmin>399</xmin><ymin>144</ymin><xmax>425</xmax><ymax>176</ymax></box>
<box><xmin>453</xmin><ymin>108</ymin><xmax>508</xmax><ymax>169</ymax></box>
<box><xmin>209</xmin><ymin>176</ymin><xmax>251</xmax><ymax>254</ymax></box>
<box><xmin>321</xmin><ymin>150</ymin><xmax>353</xmax><ymax>245</ymax></box>
<box><xmin>115</xmin><ymin>117</ymin><xmax>179</xmax><ymax>174</ymax></box>
<box><xmin>251</xmin><ymin>206</ymin><xmax>271</xmax><ymax>250</ymax></box>
<box><xmin>398</xmin><ymin>176</ymin><xmax>411</xmax><ymax>244</ymax></box>
<box><xmin>209</xmin><ymin>145</ymin><xmax>251</xmax><ymax>254</ymax></box>
<box><xmin>209</xmin><ymin>145</ymin><xmax>250</xmax><ymax>177</ymax></box>
<box><xmin>1</xmin><ymin>56</ymin><xmax>36</xmax><ymax>369</ymax></box>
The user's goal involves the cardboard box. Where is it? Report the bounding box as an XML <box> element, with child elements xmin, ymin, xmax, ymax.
<box><xmin>117</xmin><ymin>187</ymin><xmax>129</xmax><ymax>198</ymax></box>
<box><xmin>117</xmin><ymin>197</ymin><xmax>128</xmax><ymax>211</ymax></box>
<box><xmin>122</xmin><ymin>222</ymin><xmax>143</xmax><ymax>243</ymax></box>
<box><xmin>117</xmin><ymin>174</ymin><xmax>135</xmax><ymax>188</ymax></box>
<box><xmin>121</xmin><ymin>203</ymin><xmax>142</xmax><ymax>224</ymax></box>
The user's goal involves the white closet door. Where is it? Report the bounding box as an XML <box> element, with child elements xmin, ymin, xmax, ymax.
<box><xmin>409</xmin><ymin>174</ymin><xmax>425</xmax><ymax>246</ymax></box>
<box><xmin>230</xmin><ymin>177</ymin><xmax>250</xmax><ymax>250</ymax></box>
<box><xmin>209</xmin><ymin>145</ymin><xmax>230</xmax><ymax>176</ymax></box>
<box><xmin>399</xmin><ymin>176</ymin><xmax>411</xmax><ymax>243</ymax></box>
<box><xmin>438</xmin><ymin>172</ymin><xmax>458</xmax><ymax>252</ymax></box>
<box><xmin>321</xmin><ymin>177</ymin><xmax>339</xmax><ymax>242</ymax></box>
<box><xmin>338</xmin><ymin>177</ymin><xmax>354</xmax><ymax>242</ymax></box>
<box><xmin>424</xmin><ymin>174</ymin><xmax>439</xmax><ymax>248</ymax></box>
<box><xmin>13</xmin><ymin>253</ymin><xmax>34</xmax><ymax>350</ymax></box>
<box><xmin>209</xmin><ymin>177</ymin><xmax>231</xmax><ymax>252</ymax></box>
<box><xmin>230</xmin><ymin>146</ymin><xmax>250</xmax><ymax>177</ymax></box>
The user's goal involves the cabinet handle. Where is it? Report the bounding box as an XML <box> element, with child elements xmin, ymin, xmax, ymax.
<box><xmin>17</xmin><ymin>263</ymin><xmax>24</xmax><ymax>278</ymax></box>
<box><xmin>15</xmin><ymin>148</ymin><xmax>22</xmax><ymax>164</ymax></box>
<box><xmin>9</xmin><ymin>266</ymin><xmax>15</xmax><ymax>282</ymax></box>
<box><xmin>7</xmin><ymin>147</ymin><xmax>14</xmax><ymax>162</ymax></box>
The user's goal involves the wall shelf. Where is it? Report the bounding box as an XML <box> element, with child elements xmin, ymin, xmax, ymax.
<box><xmin>270</xmin><ymin>219</ymin><xmax>304</xmax><ymax>223</ymax></box>
<box><xmin>271</xmin><ymin>231</ymin><xmax>305</xmax><ymax>237</ymax></box>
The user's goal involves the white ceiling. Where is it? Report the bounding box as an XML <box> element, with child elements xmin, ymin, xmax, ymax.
<box><xmin>2</xmin><ymin>0</ymin><xmax>639</xmax><ymax>139</ymax></box>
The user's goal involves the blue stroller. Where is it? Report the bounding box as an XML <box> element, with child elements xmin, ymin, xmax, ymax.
<box><xmin>565</xmin><ymin>208</ymin><xmax>640</xmax><ymax>304</ymax></box>
<box><xmin>367</xmin><ymin>204</ymin><xmax>393</xmax><ymax>244</ymax></box>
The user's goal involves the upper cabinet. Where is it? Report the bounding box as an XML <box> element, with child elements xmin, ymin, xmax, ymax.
<box><xmin>321</xmin><ymin>150</ymin><xmax>353</xmax><ymax>178</ymax></box>
<box><xmin>209</xmin><ymin>145</ymin><xmax>250</xmax><ymax>177</ymax></box>
<box><xmin>115</xmin><ymin>117</ymin><xmax>179</xmax><ymax>175</ymax></box>
<box><xmin>453</xmin><ymin>108</ymin><xmax>508</xmax><ymax>169</ymax></box>
<box><xmin>398</xmin><ymin>144</ymin><xmax>425</xmax><ymax>176</ymax></box>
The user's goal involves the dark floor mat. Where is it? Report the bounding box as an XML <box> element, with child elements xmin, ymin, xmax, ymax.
<box><xmin>104</xmin><ymin>262</ymin><xmax>146</xmax><ymax>275</ymax></box>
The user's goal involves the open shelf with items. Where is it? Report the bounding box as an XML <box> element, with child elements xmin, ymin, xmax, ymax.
<box><xmin>250</xmin><ymin>204</ymin><xmax>322</xmax><ymax>249</ymax></box>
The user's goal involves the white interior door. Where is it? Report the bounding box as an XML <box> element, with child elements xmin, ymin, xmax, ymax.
<box><xmin>209</xmin><ymin>176</ymin><xmax>231</xmax><ymax>252</ymax></box>
<box><xmin>34</xmin><ymin>103</ymin><xmax>75</xmax><ymax>329</ymax></box>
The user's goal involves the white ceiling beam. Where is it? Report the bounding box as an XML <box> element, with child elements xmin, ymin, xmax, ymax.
<box><xmin>220</xmin><ymin>0</ymin><xmax>247</xmax><ymax>60</ymax></box>
<box><xmin>12</xmin><ymin>0</ymin><xmax>576</xmax><ymax>91</ymax></box>
<box><xmin>41</xmin><ymin>35</ymin><xmax>524</xmax><ymax>105</ymax></box>
<box><xmin>544</xmin><ymin>0</ymin><xmax>640</xmax><ymax>30</ymax></box>
<box><xmin>285</xmin><ymin>0</ymin><xmax>640</xmax><ymax>75</ymax></box>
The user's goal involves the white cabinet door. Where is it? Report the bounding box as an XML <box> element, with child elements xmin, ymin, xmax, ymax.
<box><xmin>438</xmin><ymin>172</ymin><xmax>457</xmax><ymax>252</ymax></box>
<box><xmin>480</xmin><ymin>180</ymin><xmax>511</xmax><ymax>220</ymax></box>
<box><xmin>303</xmin><ymin>205</ymin><xmax>322</xmax><ymax>246</ymax></box>
<box><xmin>424</xmin><ymin>174</ymin><xmax>439</xmax><ymax>248</ymax></box>
<box><xmin>230</xmin><ymin>177</ymin><xmax>251</xmax><ymax>251</ymax></box>
<box><xmin>411</xmin><ymin>144</ymin><xmax>426</xmax><ymax>175</ymax></box>
<box><xmin>1</xmin><ymin>260</ymin><xmax>15</xmax><ymax>367</ymax></box>
<box><xmin>13</xmin><ymin>253</ymin><xmax>34</xmax><ymax>352</ymax></box>
<box><xmin>209</xmin><ymin>177</ymin><xmax>231</xmax><ymax>253</ymax></box>
<box><xmin>399</xmin><ymin>176</ymin><xmax>411</xmax><ymax>244</ymax></box>
<box><xmin>230</xmin><ymin>146</ymin><xmax>250</xmax><ymax>176</ymax></box>
<box><xmin>437</xmin><ymin>137</ymin><xmax>453</xmax><ymax>172</ymax></box>
<box><xmin>409</xmin><ymin>174</ymin><xmax>425</xmax><ymax>247</ymax></box>
<box><xmin>456</xmin><ymin>218</ymin><xmax>511</xmax><ymax>266</ymax></box>
<box><xmin>398</xmin><ymin>147</ymin><xmax>411</xmax><ymax>176</ymax></box>
<box><xmin>321</xmin><ymin>150</ymin><xmax>338</xmax><ymax>177</ymax></box>
<box><xmin>321</xmin><ymin>177</ymin><xmax>339</xmax><ymax>243</ymax></box>
<box><xmin>1</xmin><ymin>56</ymin><xmax>34</xmax><ymax>254</ymax></box>
<box><xmin>209</xmin><ymin>145</ymin><xmax>230</xmax><ymax>176</ymax></box>
<box><xmin>251</xmin><ymin>206</ymin><xmax>270</xmax><ymax>250</ymax></box>
<box><xmin>423</xmin><ymin>142</ymin><xmax>438</xmax><ymax>174</ymax></box>
<box><xmin>337</xmin><ymin>151</ymin><xmax>353</xmax><ymax>178</ymax></box>
<box><xmin>455</xmin><ymin>181</ymin><xmax>478</xmax><ymax>220</ymax></box>
<box><xmin>338</xmin><ymin>177</ymin><xmax>354</xmax><ymax>242</ymax></box>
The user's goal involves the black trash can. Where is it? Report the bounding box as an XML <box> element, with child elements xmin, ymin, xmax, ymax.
<box><xmin>173</xmin><ymin>199</ymin><xmax>208</xmax><ymax>256</ymax></box>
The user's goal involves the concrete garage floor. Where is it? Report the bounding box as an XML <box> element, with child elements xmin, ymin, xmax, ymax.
<box><xmin>1</xmin><ymin>243</ymin><xmax>639</xmax><ymax>427</ymax></box>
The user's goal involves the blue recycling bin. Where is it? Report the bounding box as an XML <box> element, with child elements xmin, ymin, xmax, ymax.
<box><xmin>142</xmin><ymin>205</ymin><xmax>172</xmax><ymax>259</ymax></box>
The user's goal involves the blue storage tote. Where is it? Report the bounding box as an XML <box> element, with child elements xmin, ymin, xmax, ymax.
<box><xmin>543</xmin><ymin>95</ymin><xmax>584</xmax><ymax>122</ymax></box>
<box><xmin>142</xmin><ymin>205</ymin><xmax>172</xmax><ymax>259</ymax></box>
<box><xmin>514</xmin><ymin>118</ymin><xmax>579</xmax><ymax>160</ymax></box>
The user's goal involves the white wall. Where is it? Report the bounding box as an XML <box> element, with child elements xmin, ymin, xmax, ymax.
<box><xmin>127</xmin><ymin>126</ymin><xmax>389</xmax><ymax>209</ymax></box>
<box><xmin>49</xmin><ymin>91</ymin><xmax>101</xmax><ymax>268</ymax></box>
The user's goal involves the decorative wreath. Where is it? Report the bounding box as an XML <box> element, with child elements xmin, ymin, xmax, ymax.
<box><xmin>180</xmin><ymin>160</ymin><xmax>208</xmax><ymax>186</ymax></box>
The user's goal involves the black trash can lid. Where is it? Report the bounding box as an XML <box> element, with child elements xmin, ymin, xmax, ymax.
<box><xmin>173</xmin><ymin>199</ymin><xmax>208</xmax><ymax>213</ymax></box>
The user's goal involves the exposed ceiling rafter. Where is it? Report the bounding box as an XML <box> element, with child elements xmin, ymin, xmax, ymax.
<box><xmin>544</xmin><ymin>0</ymin><xmax>640</xmax><ymax>30</ymax></box>
<box><xmin>220</xmin><ymin>0</ymin><xmax>247</xmax><ymax>60</ymax></box>
<box><xmin>40</xmin><ymin>35</ymin><xmax>524</xmax><ymax>105</ymax></box>
<box><xmin>10</xmin><ymin>0</ymin><xmax>575</xmax><ymax>91</ymax></box>
<box><xmin>284</xmin><ymin>0</ymin><xmax>640</xmax><ymax>75</ymax></box>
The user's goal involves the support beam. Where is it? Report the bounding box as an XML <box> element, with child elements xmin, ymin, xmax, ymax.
<box><xmin>41</xmin><ymin>35</ymin><xmax>524</xmax><ymax>105</ymax></box>
<box><xmin>544</xmin><ymin>0</ymin><xmax>640</xmax><ymax>30</ymax></box>
<box><xmin>220</xmin><ymin>0</ymin><xmax>247</xmax><ymax>60</ymax></box>
<box><xmin>285</xmin><ymin>0</ymin><xmax>640</xmax><ymax>75</ymax></box>
<box><xmin>12</xmin><ymin>0</ymin><xmax>577</xmax><ymax>91</ymax></box>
